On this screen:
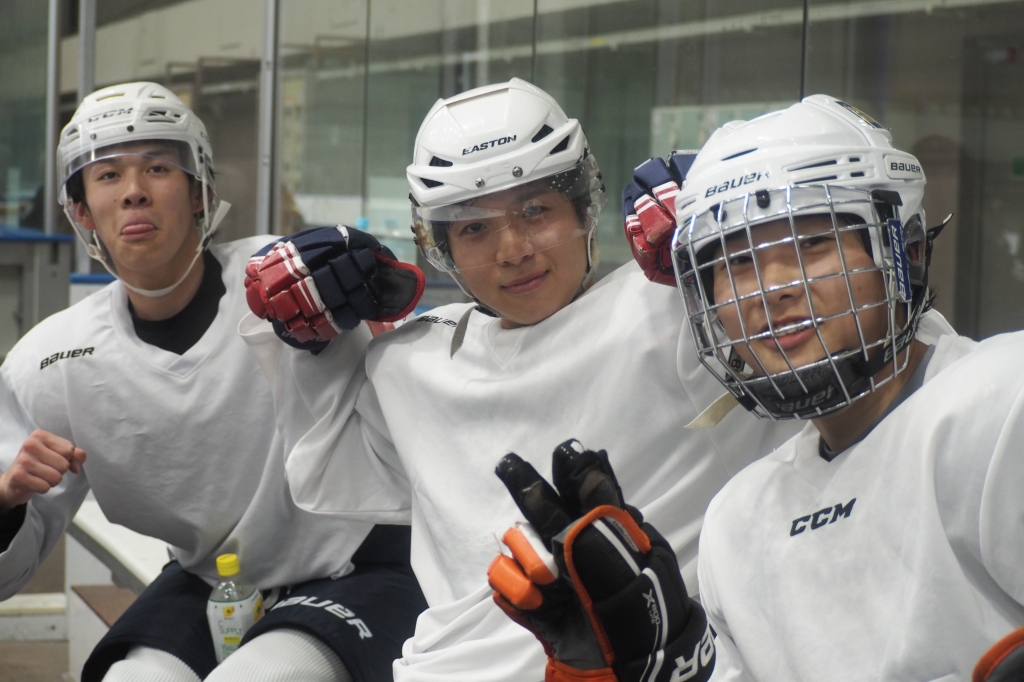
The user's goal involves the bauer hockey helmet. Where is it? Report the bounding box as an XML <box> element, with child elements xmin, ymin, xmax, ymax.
<box><xmin>407</xmin><ymin>78</ymin><xmax>607</xmax><ymax>304</ymax></box>
<box><xmin>672</xmin><ymin>95</ymin><xmax>945</xmax><ymax>420</ymax></box>
<box><xmin>57</xmin><ymin>82</ymin><xmax>230</xmax><ymax>297</ymax></box>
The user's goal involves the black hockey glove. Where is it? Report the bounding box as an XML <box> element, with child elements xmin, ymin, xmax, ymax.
<box><xmin>488</xmin><ymin>439</ymin><xmax>714</xmax><ymax>682</ymax></box>
<box><xmin>245</xmin><ymin>225</ymin><xmax>425</xmax><ymax>351</ymax></box>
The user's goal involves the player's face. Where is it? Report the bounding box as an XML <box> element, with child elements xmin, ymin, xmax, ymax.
<box><xmin>450</xmin><ymin>187</ymin><xmax>589</xmax><ymax>327</ymax></box>
<box><xmin>75</xmin><ymin>142</ymin><xmax>201</xmax><ymax>283</ymax></box>
<box><xmin>711</xmin><ymin>214</ymin><xmax>888</xmax><ymax>376</ymax></box>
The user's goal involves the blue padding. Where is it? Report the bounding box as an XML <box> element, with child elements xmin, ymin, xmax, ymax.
<box><xmin>0</xmin><ymin>226</ymin><xmax>75</xmax><ymax>242</ymax></box>
<box><xmin>70</xmin><ymin>273</ymin><xmax>116</xmax><ymax>285</ymax></box>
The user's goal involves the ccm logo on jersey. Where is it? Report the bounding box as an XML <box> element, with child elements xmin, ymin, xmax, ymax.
<box><xmin>270</xmin><ymin>595</ymin><xmax>373</xmax><ymax>639</ymax></box>
<box><xmin>40</xmin><ymin>347</ymin><xmax>94</xmax><ymax>370</ymax></box>
<box><xmin>462</xmin><ymin>134</ymin><xmax>518</xmax><ymax>156</ymax></box>
<box><xmin>704</xmin><ymin>172</ymin><xmax>765</xmax><ymax>198</ymax></box>
<box><xmin>790</xmin><ymin>498</ymin><xmax>856</xmax><ymax>536</ymax></box>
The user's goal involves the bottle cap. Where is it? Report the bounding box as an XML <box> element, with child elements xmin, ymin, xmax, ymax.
<box><xmin>216</xmin><ymin>554</ymin><xmax>240</xmax><ymax>577</ymax></box>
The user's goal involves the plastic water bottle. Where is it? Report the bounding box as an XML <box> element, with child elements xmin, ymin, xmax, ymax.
<box><xmin>206</xmin><ymin>554</ymin><xmax>264</xmax><ymax>662</ymax></box>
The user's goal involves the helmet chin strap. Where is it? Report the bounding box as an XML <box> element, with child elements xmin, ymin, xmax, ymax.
<box><xmin>94</xmin><ymin>200</ymin><xmax>232</xmax><ymax>299</ymax></box>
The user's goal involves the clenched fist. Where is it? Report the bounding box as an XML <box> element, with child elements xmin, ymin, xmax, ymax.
<box><xmin>0</xmin><ymin>430</ymin><xmax>86</xmax><ymax>513</ymax></box>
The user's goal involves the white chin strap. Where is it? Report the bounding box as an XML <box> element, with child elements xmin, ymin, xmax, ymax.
<box><xmin>90</xmin><ymin>201</ymin><xmax>232</xmax><ymax>298</ymax></box>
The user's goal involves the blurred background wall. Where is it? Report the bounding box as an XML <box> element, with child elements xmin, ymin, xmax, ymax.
<box><xmin>2</xmin><ymin>0</ymin><xmax>1023</xmax><ymax>340</ymax></box>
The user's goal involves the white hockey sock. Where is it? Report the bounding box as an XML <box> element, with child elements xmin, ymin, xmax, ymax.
<box><xmin>203</xmin><ymin>628</ymin><xmax>352</xmax><ymax>682</ymax></box>
<box><xmin>102</xmin><ymin>646</ymin><xmax>202</xmax><ymax>682</ymax></box>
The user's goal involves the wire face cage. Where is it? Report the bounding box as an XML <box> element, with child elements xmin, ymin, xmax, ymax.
<box><xmin>672</xmin><ymin>183</ymin><xmax>927</xmax><ymax>420</ymax></box>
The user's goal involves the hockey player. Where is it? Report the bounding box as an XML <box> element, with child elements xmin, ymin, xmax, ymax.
<box><xmin>658</xmin><ymin>96</ymin><xmax>1022</xmax><ymax>680</ymax></box>
<box><xmin>0</xmin><ymin>82</ymin><xmax>426</xmax><ymax>682</ymax></box>
<box><xmin>243</xmin><ymin>78</ymin><xmax>801</xmax><ymax>682</ymax></box>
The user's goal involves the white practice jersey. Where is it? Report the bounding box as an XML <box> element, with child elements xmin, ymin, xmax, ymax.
<box><xmin>0</xmin><ymin>236</ymin><xmax>401</xmax><ymax>596</ymax></box>
<box><xmin>254</xmin><ymin>261</ymin><xmax>804</xmax><ymax>682</ymax></box>
<box><xmin>699</xmin><ymin>331</ymin><xmax>1024</xmax><ymax>682</ymax></box>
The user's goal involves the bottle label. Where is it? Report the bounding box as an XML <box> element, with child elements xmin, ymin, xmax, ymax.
<box><xmin>207</xmin><ymin>590</ymin><xmax>264</xmax><ymax>663</ymax></box>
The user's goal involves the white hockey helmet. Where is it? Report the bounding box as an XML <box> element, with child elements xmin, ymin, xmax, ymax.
<box><xmin>408</xmin><ymin>78</ymin><xmax>606</xmax><ymax>300</ymax></box>
<box><xmin>672</xmin><ymin>95</ymin><xmax>943</xmax><ymax>420</ymax></box>
<box><xmin>57</xmin><ymin>82</ymin><xmax>230</xmax><ymax>297</ymax></box>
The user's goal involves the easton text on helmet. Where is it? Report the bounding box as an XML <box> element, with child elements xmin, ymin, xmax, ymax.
<box><xmin>462</xmin><ymin>135</ymin><xmax>518</xmax><ymax>156</ymax></box>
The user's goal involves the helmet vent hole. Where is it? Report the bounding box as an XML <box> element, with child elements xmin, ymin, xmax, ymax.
<box><xmin>531</xmin><ymin>124</ymin><xmax>554</xmax><ymax>143</ymax></box>
<box><xmin>549</xmin><ymin>135</ymin><xmax>570</xmax><ymax>154</ymax></box>
<box><xmin>95</xmin><ymin>92</ymin><xmax>124</xmax><ymax>101</ymax></box>
<box><xmin>851</xmin><ymin>171</ymin><xmax>865</xmax><ymax>178</ymax></box>
<box><xmin>849</xmin><ymin>156</ymin><xmax>860</xmax><ymax>162</ymax></box>
<box><xmin>429</xmin><ymin>156</ymin><xmax>453</xmax><ymax>167</ymax></box>
<box><xmin>144</xmin><ymin>109</ymin><xmax>183</xmax><ymax>123</ymax></box>
<box><xmin>420</xmin><ymin>177</ymin><xmax>443</xmax><ymax>189</ymax></box>
<box><xmin>722</xmin><ymin>148</ymin><xmax>757</xmax><ymax>161</ymax></box>
<box><xmin>803</xmin><ymin>175</ymin><xmax>838</xmax><ymax>184</ymax></box>
<box><xmin>790</xmin><ymin>159</ymin><xmax>838</xmax><ymax>172</ymax></box>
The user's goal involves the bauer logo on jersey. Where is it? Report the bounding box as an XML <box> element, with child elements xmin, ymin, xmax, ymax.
<box><xmin>40</xmin><ymin>347</ymin><xmax>94</xmax><ymax>370</ymax></box>
<box><xmin>790</xmin><ymin>498</ymin><xmax>856</xmax><ymax>536</ymax></box>
<box><xmin>884</xmin><ymin>155</ymin><xmax>923</xmax><ymax>180</ymax></box>
<box><xmin>417</xmin><ymin>315</ymin><xmax>457</xmax><ymax>328</ymax></box>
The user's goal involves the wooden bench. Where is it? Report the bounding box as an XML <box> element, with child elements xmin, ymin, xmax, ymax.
<box><xmin>66</xmin><ymin>496</ymin><xmax>168</xmax><ymax>681</ymax></box>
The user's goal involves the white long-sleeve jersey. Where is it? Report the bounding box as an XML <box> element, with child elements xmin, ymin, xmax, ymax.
<box><xmin>0</xmin><ymin>237</ymin><xmax>405</xmax><ymax>597</ymax></box>
<box><xmin>699</xmin><ymin>331</ymin><xmax>1024</xmax><ymax>682</ymax></box>
<box><xmin>252</xmin><ymin>261</ymin><xmax>805</xmax><ymax>682</ymax></box>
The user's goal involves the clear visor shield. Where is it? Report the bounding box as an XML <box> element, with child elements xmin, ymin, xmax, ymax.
<box><xmin>59</xmin><ymin>139</ymin><xmax>202</xmax><ymax>204</ymax></box>
<box><xmin>672</xmin><ymin>185</ymin><xmax>926</xmax><ymax>417</ymax></box>
<box><xmin>59</xmin><ymin>138</ymin><xmax>221</xmax><ymax>271</ymax></box>
<box><xmin>412</xmin><ymin>160</ymin><xmax>604</xmax><ymax>273</ymax></box>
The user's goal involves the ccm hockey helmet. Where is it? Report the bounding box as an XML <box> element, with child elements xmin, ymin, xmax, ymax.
<box><xmin>57</xmin><ymin>82</ymin><xmax>230</xmax><ymax>297</ymax></box>
<box><xmin>672</xmin><ymin>95</ymin><xmax>944</xmax><ymax>420</ymax></box>
<box><xmin>408</xmin><ymin>78</ymin><xmax>606</xmax><ymax>302</ymax></box>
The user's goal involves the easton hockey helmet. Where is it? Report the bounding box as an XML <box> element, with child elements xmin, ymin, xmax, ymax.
<box><xmin>58</xmin><ymin>82</ymin><xmax>230</xmax><ymax>297</ymax></box>
<box><xmin>408</xmin><ymin>79</ymin><xmax>606</xmax><ymax>305</ymax></box>
<box><xmin>672</xmin><ymin>95</ymin><xmax>944</xmax><ymax>420</ymax></box>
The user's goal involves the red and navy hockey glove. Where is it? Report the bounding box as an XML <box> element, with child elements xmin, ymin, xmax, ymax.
<box><xmin>622</xmin><ymin>153</ymin><xmax>698</xmax><ymax>286</ymax></box>
<box><xmin>488</xmin><ymin>440</ymin><xmax>714</xmax><ymax>682</ymax></box>
<box><xmin>245</xmin><ymin>225</ymin><xmax>425</xmax><ymax>351</ymax></box>
<box><xmin>974</xmin><ymin>627</ymin><xmax>1024</xmax><ymax>682</ymax></box>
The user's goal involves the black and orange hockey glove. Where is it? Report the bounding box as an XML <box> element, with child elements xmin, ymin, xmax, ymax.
<box><xmin>488</xmin><ymin>440</ymin><xmax>714</xmax><ymax>682</ymax></box>
<box><xmin>974</xmin><ymin>627</ymin><xmax>1024</xmax><ymax>682</ymax></box>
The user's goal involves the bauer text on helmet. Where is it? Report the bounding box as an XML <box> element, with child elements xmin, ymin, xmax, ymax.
<box><xmin>671</xmin><ymin>95</ymin><xmax>939</xmax><ymax>420</ymax></box>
